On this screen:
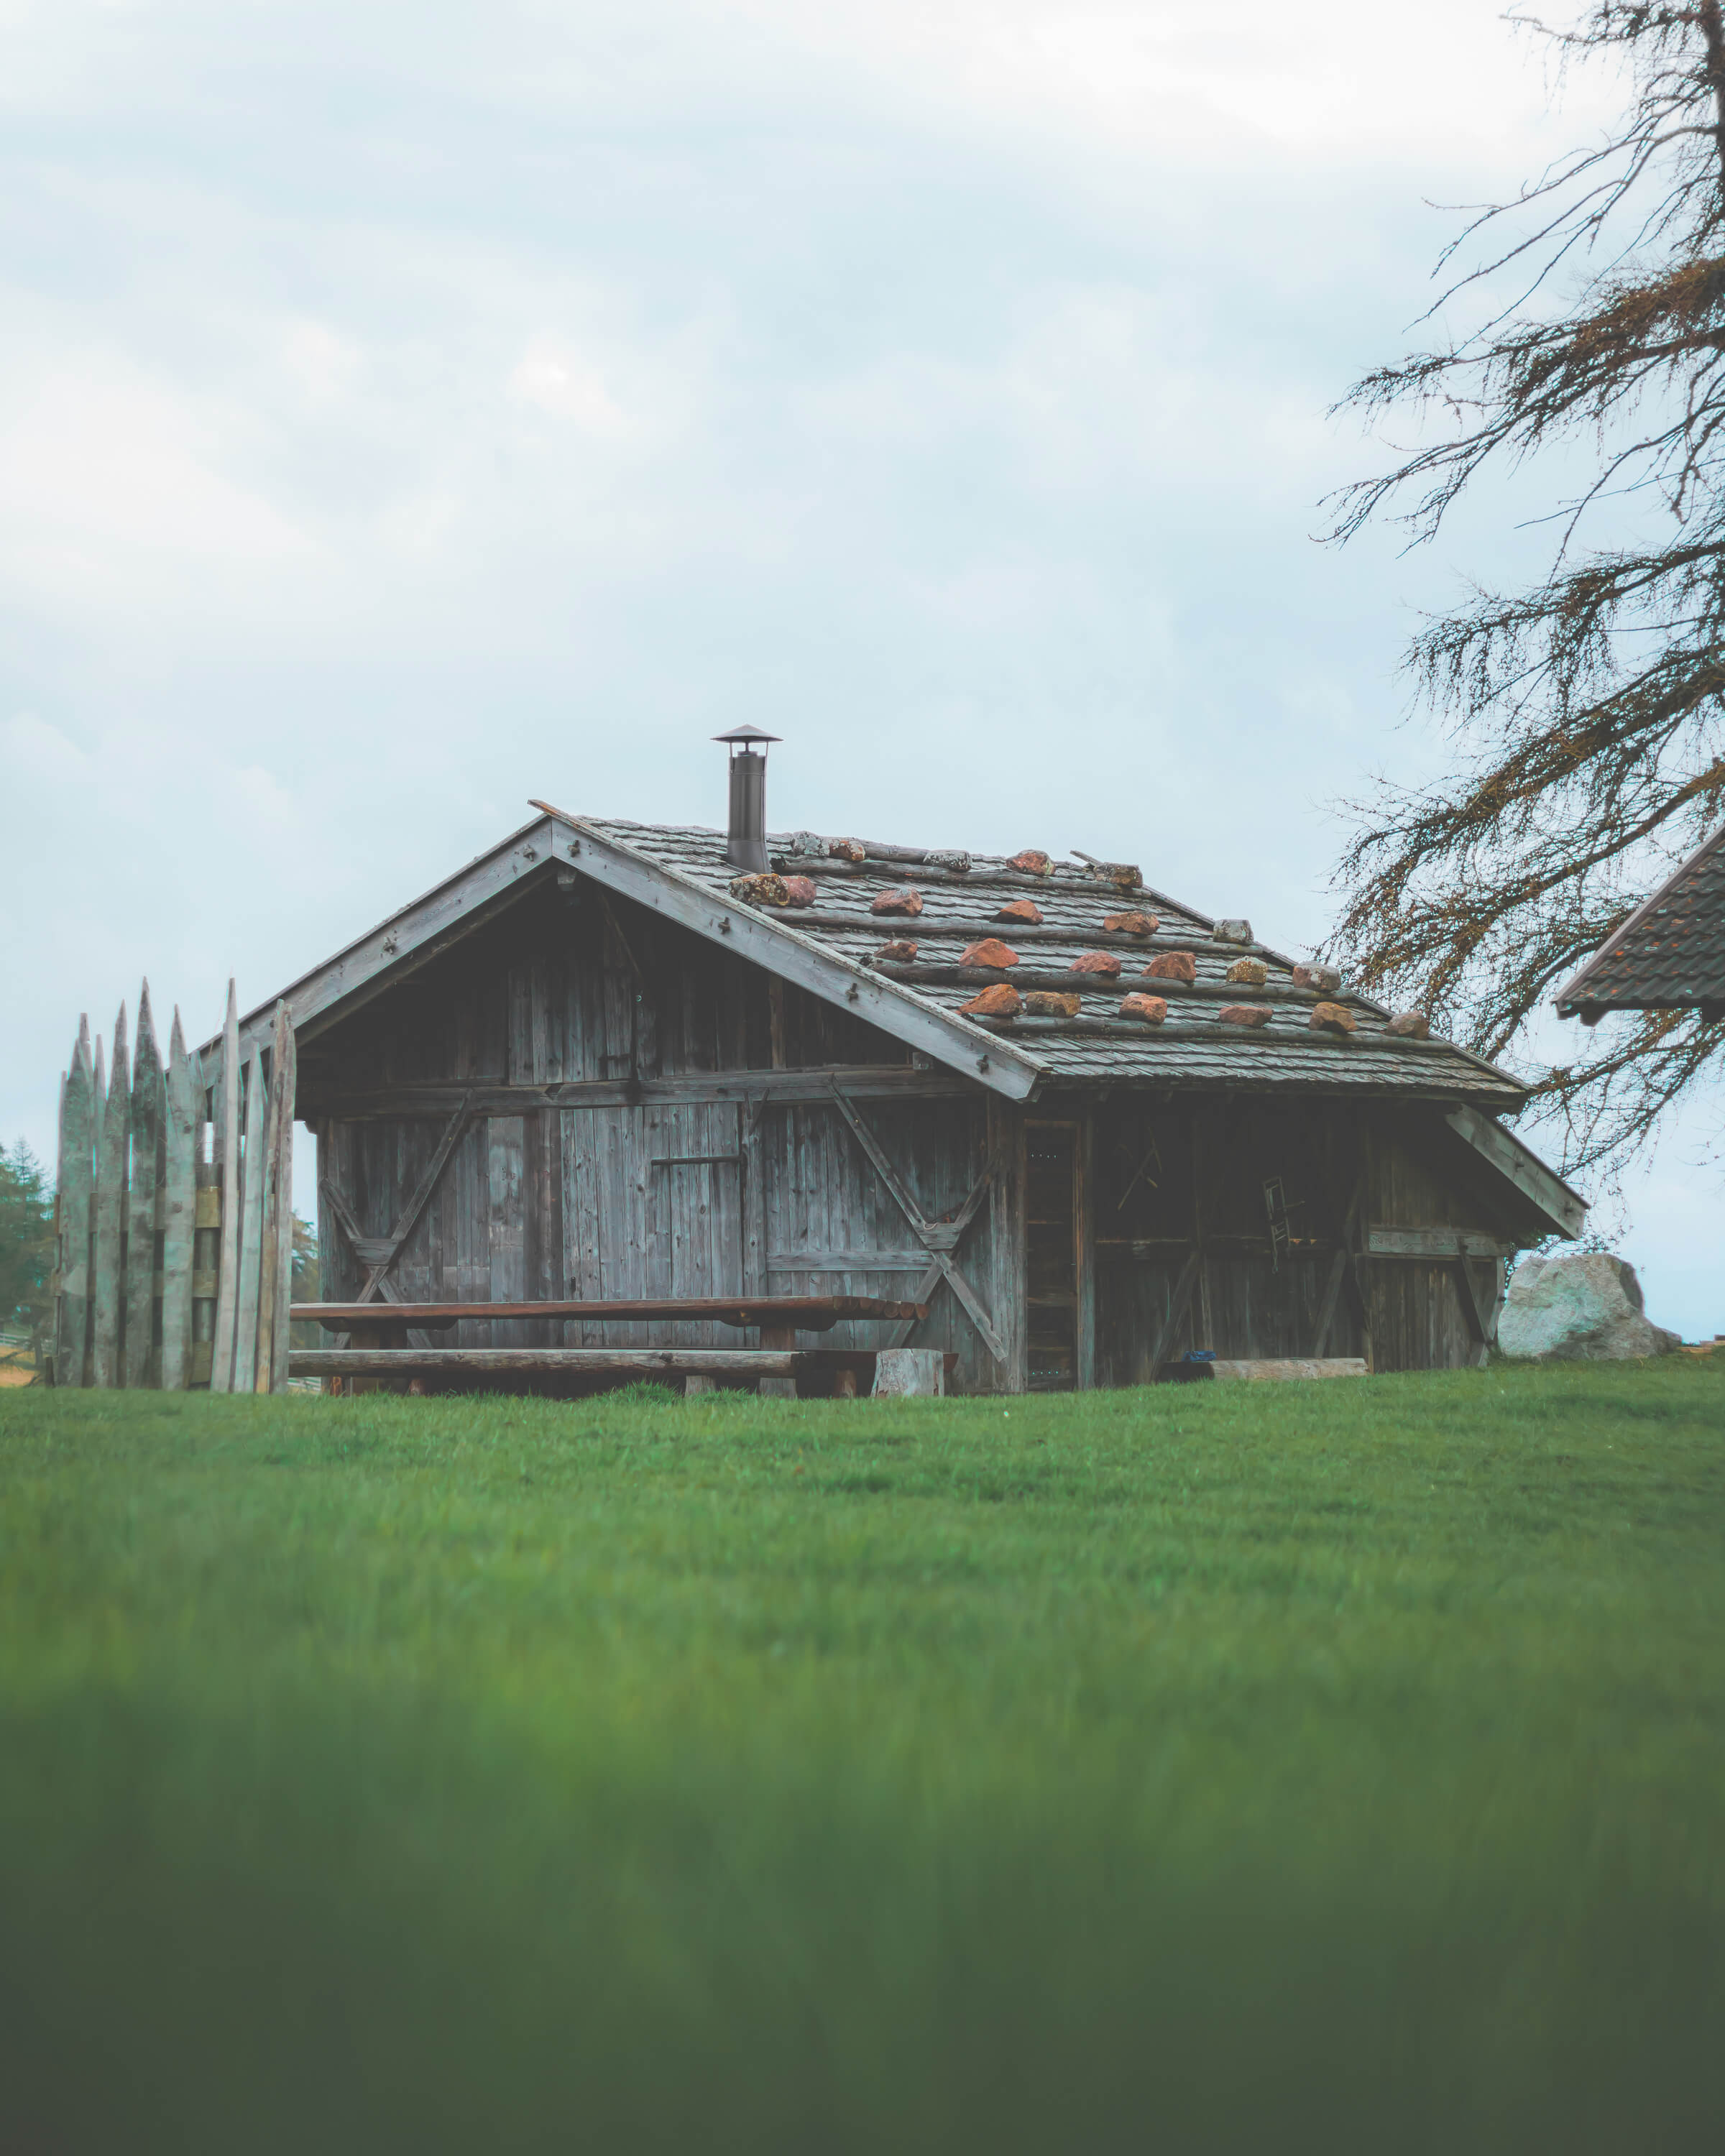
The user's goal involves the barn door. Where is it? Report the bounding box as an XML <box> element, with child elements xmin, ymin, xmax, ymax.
<box><xmin>563</xmin><ymin>1099</ymin><xmax>743</xmax><ymax>1342</ymax></box>
<box><xmin>647</xmin><ymin>1100</ymin><xmax>744</xmax><ymax>1307</ymax></box>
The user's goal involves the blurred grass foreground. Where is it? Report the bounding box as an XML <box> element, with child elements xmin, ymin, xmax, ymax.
<box><xmin>2</xmin><ymin>1360</ymin><xmax>1722</xmax><ymax>2152</ymax></box>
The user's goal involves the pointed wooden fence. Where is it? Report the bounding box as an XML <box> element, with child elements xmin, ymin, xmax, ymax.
<box><xmin>50</xmin><ymin>982</ymin><xmax>297</xmax><ymax>1392</ymax></box>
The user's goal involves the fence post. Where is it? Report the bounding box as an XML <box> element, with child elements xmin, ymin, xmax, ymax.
<box><xmin>55</xmin><ymin>1019</ymin><xmax>94</xmax><ymax>1389</ymax></box>
<box><xmin>91</xmin><ymin>1003</ymin><xmax>129</xmax><ymax>1390</ymax></box>
<box><xmin>125</xmin><ymin>986</ymin><xmax>163</xmax><ymax>1389</ymax></box>
<box><xmin>160</xmin><ymin>1010</ymin><xmax>198</xmax><ymax>1391</ymax></box>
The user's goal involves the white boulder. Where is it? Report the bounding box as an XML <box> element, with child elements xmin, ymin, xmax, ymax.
<box><xmin>1498</xmin><ymin>1253</ymin><xmax>1680</xmax><ymax>1361</ymax></box>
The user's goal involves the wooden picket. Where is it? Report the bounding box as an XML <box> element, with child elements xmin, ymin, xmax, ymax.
<box><xmin>49</xmin><ymin>982</ymin><xmax>295</xmax><ymax>1392</ymax></box>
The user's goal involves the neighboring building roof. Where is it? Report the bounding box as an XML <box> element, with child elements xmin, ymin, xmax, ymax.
<box><xmin>1555</xmin><ymin>823</ymin><xmax>1725</xmax><ymax>1019</ymax></box>
<box><xmin>214</xmin><ymin>805</ymin><xmax>1527</xmax><ymax>1110</ymax></box>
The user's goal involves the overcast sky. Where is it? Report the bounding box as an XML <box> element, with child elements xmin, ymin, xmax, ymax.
<box><xmin>3</xmin><ymin>0</ymin><xmax>1719</xmax><ymax>1335</ymax></box>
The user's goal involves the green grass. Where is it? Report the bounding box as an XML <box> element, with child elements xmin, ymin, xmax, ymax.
<box><xmin>2</xmin><ymin>1361</ymin><xmax>1722</xmax><ymax>2153</ymax></box>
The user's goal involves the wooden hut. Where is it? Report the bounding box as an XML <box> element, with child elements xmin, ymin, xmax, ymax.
<box><xmin>231</xmin><ymin>751</ymin><xmax>1586</xmax><ymax>1393</ymax></box>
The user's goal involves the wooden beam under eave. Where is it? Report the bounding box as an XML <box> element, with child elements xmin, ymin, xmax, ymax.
<box><xmin>1442</xmin><ymin>1105</ymin><xmax>1587</xmax><ymax>1240</ymax></box>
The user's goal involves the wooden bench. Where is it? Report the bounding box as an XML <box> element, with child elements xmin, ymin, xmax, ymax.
<box><xmin>288</xmin><ymin>1295</ymin><xmax>934</xmax><ymax>1398</ymax></box>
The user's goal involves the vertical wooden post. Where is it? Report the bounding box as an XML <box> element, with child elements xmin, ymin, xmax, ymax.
<box><xmin>56</xmin><ymin>1021</ymin><xmax>95</xmax><ymax>1389</ymax></box>
<box><xmin>983</xmin><ymin>1095</ymin><xmax>1026</xmax><ymax>1395</ymax></box>
<box><xmin>742</xmin><ymin>1095</ymin><xmax>767</xmax><ymax>1297</ymax></box>
<box><xmin>125</xmin><ymin>985</ymin><xmax>164</xmax><ymax>1388</ymax></box>
<box><xmin>1191</xmin><ymin>1105</ymin><xmax>1214</xmax><ymax>1351</ymax></box>
<box><xmin>1075</xmin><ymin>1110</ymin><xmax>1096</xmax><ymax>1390</ymax></box>
<box><xmin>160</xmin><ymin>1011</ymin><xmax>198</xmax><ymax>1391</ymax></box>
<box><xmin>92</xmin><ymin>1003</ymin><xmax>129</xmax><ymax>1389</ymax></box>
<box><xmin>191</xmin><ymin>1054</ymin><xmax>220</xmax><ymax>1388</ymax></box>
<box><xmin>255</xmin><ymin>1047</ymin><xmax>285</xmax><ymax>1393</ymax></box>
<box><xmin>232</xmin><ymin>1049</ymin><xmax>267</xmax><ymax>1392</ymax></box>
<box><xmin>758</xmin><ymin>1319</ymin><xmax>797</xmax><ymax>1399</ymax></box>
<box><xmin>211</xmin><ymin>983</ymin><xmax>242</xmax><ymax>1393</ymax></box>
<box><xmin>255</xmin><ymin>1002</ymin><xmax>295</xmax><ymax>1393</ymax></box>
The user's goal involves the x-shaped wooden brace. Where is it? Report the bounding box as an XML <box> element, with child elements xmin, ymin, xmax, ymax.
<box><xmin>828</xmin><ymin>1087</ymin><xmax>1009</xmax><ymax>1366</ymax></box>
<box><xmin>319</xmin><ymin>1096</ymin><xmax>474</xmax><ymax>1346</ymax></box>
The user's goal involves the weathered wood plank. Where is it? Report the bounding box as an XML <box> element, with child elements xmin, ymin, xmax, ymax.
<box><xmin>299</xmin><ymin>1067</ymin><xmax>980</xmax><ymax>1120</ymax></box>
<box><xmin>91</xmin><ymin>1031</ymin><xmax>106</xmax><ymax>1165</ymax></box>
<box><xmin>231</xmin><ymin>1048</ymin><xmax>267</xmax><ymax>1392</ymax></box>
<box><xmin>1146</xmin><ymin>1248</ymin><xmax>1201</xmax><ymax>1372</ymax></box>
<box><xmin>255</xmin><ymin>1003</ymin><xmax>295</xmax><ymax>1393</ymax></box>
<box><xmin>92</xmin><ymin>1002</ymin><xmax>129</xmax><ymax>1388</ymax></box>
<box><xmin>488</xmin><ymin>1115</ymin><xmax>527</xmax><ymax>1346</ymax></box>
<box><xmin>1202</xmin><ymin>1358</ymin><xmax>1368</xmax><ymax>1382</ymax></box>
<box><xmin>985</xmin><ymin>1095</ymin><xmax>1026</xmax><ymax>1394</ymax></box>
<box><xmin>1075</xmin><ymin>1110</ymin><xmax>1096</xmax><ymax>1390</ymax></box>
<box><xmin>55</xmin><ymin>1021</ymin><xmax>94</xmax><ymax>1388</ymax></box>
<box><xmin>272</xmin><ymin>1005</ymin><xmax>298</xmax><ymax>1391</ymax></box>
<box><xmin>290</xmin><ymin>1346</ymin><xmax>855</xmax><ymax>1376</ymax></box>
<box><xmin>123</xmin><ymin>987</ymin><xmax>163</xmax><ymax>1388</ymax></box>
<box><xmin>211</xmin><ymin>982</ymin><xmax>242</xmax><ymax>1393</ymax></box>
<box><xmin>295</xmin><ymin>1294</ymin><xmax>926</xmax><ymax>1328</ymax></box>
<box><xmin>742</xmin><ymin>1096</ymin><xmax>768</xmax><ymax>1296</ymax></box>
<box><xmin>160</xmin><ymin>1010</ymin><xmax>198</xmax><ymax>1391</ymax></box>
<box><xmin>1365</xmin><ymin>1225</ymin><xmax>1514</xmax><ymax>1260</ymax></box>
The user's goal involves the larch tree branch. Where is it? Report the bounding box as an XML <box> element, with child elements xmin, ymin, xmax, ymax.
<box><xmin>1323</xmin><ymin>1</ymin><xmax>1725</xmax><ymax>1180</ymax></box>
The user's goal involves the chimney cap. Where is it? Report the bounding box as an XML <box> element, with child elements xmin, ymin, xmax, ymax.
<box><xmin>714</xmin><ymin>725</ymin><xmax>781</xmax><ymax>750</ymax></box>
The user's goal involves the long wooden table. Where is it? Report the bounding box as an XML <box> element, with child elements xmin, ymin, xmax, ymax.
<box><xmin>293</xmin><ymin>1295</ymin><xmax>928</xmax><ymax>1335</ymax></box>
<box><xmin>287</xmin><ymin>1294</ymin><xmax>938</xmax><ymax>1396</ymax></box>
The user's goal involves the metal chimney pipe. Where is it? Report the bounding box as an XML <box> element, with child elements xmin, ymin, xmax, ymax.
<box><xmin>714</xmin><ymin>727</ymin><xmax>781</xmax><ymax>872</ymax></box>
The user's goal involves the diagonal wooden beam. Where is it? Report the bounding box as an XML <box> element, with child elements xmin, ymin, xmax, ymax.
<box><xmin>889</xmin><ymin>1149</ymin><xmax>1010</xmax><ymax>1360</ymax></box>
<box><xmin>319</xmin><ymin>1178</ymin><xmax>415</xmax><ymax>1345</ymax></box>
<box><xmin>352</xmin><ymin>1097</ymin><xmax>474</xmax><ymax>1304</ymax></box>
<box><xmin>1453</xmin><ymin>1254</ymin><xmax>1496</xmax><ymax>1345</ymax></box>
<box><xmin>830</xmin><ymin>1087</ymin><xmax>1010</xmax><ymax>1365</ymax></box>
<box><xmin>1148</xmin><ymin>1248</ymin><xmax>1202</xmax><ymax>1373</ymax></box>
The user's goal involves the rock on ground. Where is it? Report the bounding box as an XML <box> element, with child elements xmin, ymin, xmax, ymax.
<box><xmin>1498</xmin><ymin>1253</ymin><xmax>1680</xmax><ymax>1360</ymax></box>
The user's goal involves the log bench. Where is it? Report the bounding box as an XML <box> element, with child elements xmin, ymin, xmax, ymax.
<box><xmin>288</xmin><ymin>1296</ymin><xmax>937</xmax><ymax>1398</ymax></box>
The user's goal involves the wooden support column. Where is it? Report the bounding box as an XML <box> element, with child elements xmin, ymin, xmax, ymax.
<box><xmin>985</xmin><ymin>1095</ymin><xmax>1027</xmax><ymax>1394</ymax></box>
<box><xmin>742</xmin><ymin>1095</ymin><xmax>768</xmax><ymax>1297</ymax></box>
<box><xmin>1075</xmin><ymin>1111</ymin><xmax>1097</xmax><ymax>1389</ymax></box>
<box><xmin>758</xmin><ymin>1319</ymin><xmax>798</xmax><ymax>1399</ymax></box>
<box><xmin>1191</xmin><ymin>1105</ymin><xmax>1214</xmax><ymax>1350</ymax></box>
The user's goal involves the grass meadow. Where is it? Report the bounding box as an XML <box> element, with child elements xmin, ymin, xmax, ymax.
<box><xmin>2</xmin><ymin>1358</ymin><xmax>1722</xmax><ymax>2152</ymax></box>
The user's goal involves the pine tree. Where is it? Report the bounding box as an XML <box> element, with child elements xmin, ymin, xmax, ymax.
<box><xmin>0</xmin><ymin>1141</ymin><xmax>54</xmax><ymax>1335</ymax></box>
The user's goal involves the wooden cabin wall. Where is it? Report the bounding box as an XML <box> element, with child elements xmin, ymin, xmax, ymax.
<box><xmin>307</xmin><ymin>883</ymin><xmax>1536</xmax><ymax>1391</ymax></box>
<box><xmin>309</xmin><ymin>885</ymin><xmax>1019</xmax><ymax>1389</ymax></box>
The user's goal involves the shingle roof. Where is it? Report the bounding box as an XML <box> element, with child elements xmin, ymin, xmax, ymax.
<box><xmin>579</xmin><ymin>816</ymin><xmax>1526</xmax><ymax>1105</ymax></box>
<box><xmin>1555</xmin><ymin>824</ymin><xmax>1725</xmax><ymax>1017</ymax></box>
